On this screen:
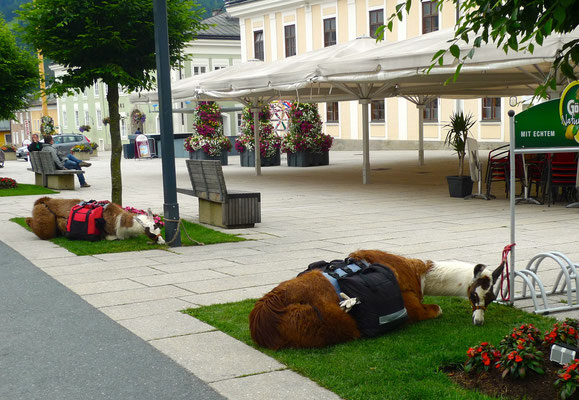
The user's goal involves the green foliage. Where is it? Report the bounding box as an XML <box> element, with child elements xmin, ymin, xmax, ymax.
<box><xmin>555</xmin><ymin>360</ymin><xmax>579</xmax><ymax>400</ymax></box>
<box><xmin>464</xmin><ymin>341</ymin><xmax>501</xmax><ymax>373</ymax></box>
<box><xmin>379</xmin><ymin>0</ymin><xmax>578</xmax><ymax>98</ymax></box>
<box><xmin>187</xmin><ymin>296</ymin><xmax>556</xmax><ymax>400</ymax></box>
<box><xmin>0</xmin><ymin>15</ymin><xmax>38</xmax><ymax>120</ymax></box>
<box><xmin>11</xmin><ymin>217</ymin><xmax>244</xmax><ymax>255</ymax></box>
<box><xmin>443</xmin><ymin>111</ymin><xmax>475</xmax><ymax>176</ymax></box>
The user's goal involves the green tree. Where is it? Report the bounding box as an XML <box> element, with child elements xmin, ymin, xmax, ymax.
<box><xmin>379</xmin><ymin>0</ymin><xmax>578</xmax><ymax>98</ymax></box>
<box><xmin>0</xmin><ymin>15</ymin><xmax>38</xmax><ymax>120</ymax></box>
<box><xmin>18</xmin><ymin>0</ymin><xmax>205</xmax><ymax>205</ymax></box>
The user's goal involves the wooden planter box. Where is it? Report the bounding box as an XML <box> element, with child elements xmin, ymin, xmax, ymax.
<box><xmin>188</xmin><ymin>149</ymin><xmax>228</xmax><ymax>166</ymax></box>
<box><xmin>446</xmin><ymin>175</ymin><xmax>473</xmax><ymax>198</ymax></box>
<box><xmin>3</xmin><ymin>152</ymin><xmax>16</xmax><ymax>161</ymax></box>
<box><xmin>90</xmin><ymin>150</ymin><xmax>98</xmax><ymax>158</ymax></box>
<box><xmin>240</xmin><ymin>149</ymin><xmax>281</xmax><ymax>167</ymax></box>
<box><xmin>287</xmin><ymin>151</ymin><xmax>329</xmax><ymax>167</ymax></box>
<box><xmin>72</xmin><ymin>151</ymin><xmax>91</xmax><ymax>161</ymax></box>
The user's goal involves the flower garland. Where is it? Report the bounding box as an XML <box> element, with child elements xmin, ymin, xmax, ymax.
<box><xmin>123</xmin><ymin>206</ymin><xmax>164</xmax><ymax>227</ymax></box>
<box><xmin>0</xmin><ymin>177</ymin><xmax>17</xmax><ymax>189</ymax></box>
<box><xmin>235</xmin><ymin>105</ymin><xmax>280</xmax><ymax>159</ymax></box>
<box><xmin>184</xmin><ymin>102</ymin><xmax>231</xmax><ymax>156</ymax></box>
<box><xmin>40</xmin><ymin>115</ymin><xmax>55</xmax><ymax>136</ymax></box>
<box><xmin>281</xmin><ymin>102</ymin><xmax>333</xmax><ymax>154</ymax></box>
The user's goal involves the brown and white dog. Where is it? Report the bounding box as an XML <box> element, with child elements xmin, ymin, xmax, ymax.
<box><xmin>249</xmin><ymin>250</ymin><xmax>504</xmax><ymax>350</ymax></box>
<box><xmin>25</xmin><ymin>197</ymin><xmax>165</xmax><ymax>244</ymax></box>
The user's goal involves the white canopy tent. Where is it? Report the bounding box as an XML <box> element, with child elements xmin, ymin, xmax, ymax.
<box><xmin>132</xmin><ymin>29</ymin><xmax>578</xmax><ymax>183</ymax></box>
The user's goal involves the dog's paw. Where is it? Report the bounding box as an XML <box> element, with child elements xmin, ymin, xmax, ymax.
<box><xmin>436</xmin><ymin>305</ymin><xmax>443</xmax><ymax>317</ymax></box>
<box><xmin>105</xmin><ymin>235</ymin><xmax>118</xmax><ymax>241</ymax></box>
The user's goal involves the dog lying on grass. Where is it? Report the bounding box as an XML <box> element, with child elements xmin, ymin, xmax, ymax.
<box><xmin>25</xmin><ymin>196</ymin><xmax>165</xmax><ymax>243</ymax></box>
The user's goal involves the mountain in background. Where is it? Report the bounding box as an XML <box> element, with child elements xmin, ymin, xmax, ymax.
<box><xmin>0</xmin><ymin>0</ymin><xmax>226</xmax><ymax>23</ymax></box>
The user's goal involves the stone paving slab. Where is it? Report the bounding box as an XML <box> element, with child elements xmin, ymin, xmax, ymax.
<box><xmin>151</xmin><ymin>331</ymin><xmax>285</xmax><ymax>383</ymax></box>
<box><xmin>83</xmin><ymin>285</ymin><xmax>194</xmax><ymax>308</ymax></box>
<box><xmin>117</xmin><ymin>311</ymin><xmax>214</xmax><ymax>340</ymax></box>
<box><xmin>99</xmin><ymin>298</ymin><xmax>196</xmax><ymax>320</ymax></box>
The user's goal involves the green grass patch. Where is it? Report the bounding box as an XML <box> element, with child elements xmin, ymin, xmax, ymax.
<box><xmin>0</xmin><ymin>184</ymin><xmax>58</xmax><ymax>196</ymax></box>
<box><xmin>185</xmin><ymin>297</ymin><xmax>556</xmax><ymax>400</ymax></box>
<box><xmin>10</xmin><ymin>217</ymin><xmax>245</xmax><ymax>256</ymax></box>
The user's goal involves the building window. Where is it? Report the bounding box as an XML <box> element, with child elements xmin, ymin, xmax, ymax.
<box><xmin>369</xmin><ymin>9</ymin><xmax>384</xmax><ymax>39</ymax></box>
<box><xmin>84</xmin><ymin>110</ymin><xmax>90</xmax><ymax>126</ymax></box>
<box><xmin>326</xmin><ymin>102</ymin><xmax>339</xmax><ymax>122</ymax></box>
<box><xmin>482</xmin><ymin>98</ymin><xmax>501</xmax><ymax>121</ymax></box>
<box><xmin>94</xmin><ymin>82</ymin><xmax>99</xmax><ymax>97</ymax></box>
<box><xmin>324</xmin><ymin>18</ymin><xmax>336</xmax><ymax>47</ymax></box>
<box><xmin>96</xmin><ymin>109</ymin><xmax>102</xmax><ymax>129</ymax></box>
<box><xmin>193</xmin><ymin>66</ymin><xmax>207</xmax><ymax>75</ymax></box>
<box><xmin>284</xmin><ymin>24</ymin><xmax>296</xmax><ymax>57</ymax></box>
<box><xmin>62</xmin><ymin>107</ymin><xmax>67</xmax><ymax>128</ymax></box>
<box><xmin>422</xmin><ymin>1</ymin><xmax>439</xmax><ymax>34</ymax></box>
<box><xmin>254</xmin><ymin>30</ymin><xmax>264</xmax><ymax>60</ymax></box>
<box><xmin>74</xmin><ymin>110</ymin><xmax>80</xmax><ymax>128</ymax></box>
<box><xmin>371</xmin><ymin>100</ymin><xmax>385</xmax><ymax>122</ymax></box>
<box><xmin>423</xmin><ymin>98</ymin><xmax>438</xmax><ymax>122</ymax></box>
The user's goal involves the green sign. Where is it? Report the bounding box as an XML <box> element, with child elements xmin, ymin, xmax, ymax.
<box><xmin>515</xmin><ymin>81</ymin><xmax>579</xmax><ymax>149</ymax></box>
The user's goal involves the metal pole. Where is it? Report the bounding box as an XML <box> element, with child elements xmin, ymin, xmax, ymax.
<box><xmin>508</xmin><ymin>109</ymin><xmax>516</xmax><ymax>304</ymax></box>
<box><xmin>251</xmin><ymin>105</ymin><xmax>261</xmax><ymax>176</ymax></box>
<box><xmin>360</xmin><ymin>99</ymin><xmax>370</xmax><ymax>184</ymax></box>
<box><xmin>153</xmin><ymin>0</ymin><xmax>181</xmax><ymax>247</ymax></box>
<box><xmin>417</xmin><ymin>103</ymin><xmax>426</xmax><ymax>166</ymax></box>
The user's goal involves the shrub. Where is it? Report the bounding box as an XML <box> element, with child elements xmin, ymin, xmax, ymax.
<box><xmin>0</xmin><ymin>177</ymin><xmax>17</xmax><ymax>189</ymax></box>
<box><xmin>464</xmin><ymin>342</ymin><xmax>501</xmax><ymax>373</ymax></box>
<box><xmin>499</xmin><ymin>323</ymin><xmax>543</xmax><ymax>352</ymax></box>
<box><xmin>555</xmin><ymin>359</ymin><xmax>579</xmax><ymax>399</ymax></box>
<box><xmin>544</xmin><ymin>318</ymin><xmax>579</xmax><ymax>347</ymax></box>
<box><xmin>281</xmin><ymin>102</ymin><xmax>333</xmax><ymax>154</ymax></box>
<box><xmin>184</xmin><ymin>102</ymin><xmax>231</xmax><ymax>156</ymax></box>
<box><xmin>235</xmin><ymin>105</ymin><xmax>280</xmax><ymax>159</ymax></box>
<box><xmin>496</xmin><ymin>325</ymin><xmax>544</xmax><ymax>379</ymax></box>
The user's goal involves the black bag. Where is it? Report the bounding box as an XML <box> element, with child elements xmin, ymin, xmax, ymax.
<box><xmin>301</xmin><ymin>258</ymin><xmax>408</xmax><ymax>337</ymax></box>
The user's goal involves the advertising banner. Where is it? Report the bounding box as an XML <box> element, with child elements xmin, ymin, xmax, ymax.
<box><xmin>515</xmin><ymin>81</ymin><xmax>579</xmax><ymax>149</ymax></box>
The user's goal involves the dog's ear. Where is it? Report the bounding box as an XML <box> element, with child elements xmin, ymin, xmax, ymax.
<box><xmin>473</xmin><ymin>264</ymin><xmax>486</xmax><ymax>278</ymax></box>
<box><xmin>146</xmin><ymin>208</ymin><xmax>154</xmax><ymax>219</ymax></box>
<box><xmin>492</xmin><ymin>261</ymin><xmax>506</xmax><ymax>283</ymax></box>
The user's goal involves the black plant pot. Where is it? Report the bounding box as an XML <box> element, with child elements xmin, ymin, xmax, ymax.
<box><xmin>287</xmin><ymin>151</ymin><xmax>330</xmax><ymax>167</ymax></box>
<box><xmin>240</xmin><ymin>149</ymin><xmax>281</xmax><ymax>167</ymax></box>
<box><xmin>188</xmin><ymin>149</ymin><xmax>228</xmax><ymax>166</ymax></box>
<box><xmin>446</xmin><ymin>175</ymin><xmax>474</xmax><ymax>198</ymax></box>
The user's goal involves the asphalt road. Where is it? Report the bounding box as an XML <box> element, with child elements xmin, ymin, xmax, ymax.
<box><xmin>0</xmin><ymin>241</ymin><xmax>225</xmax><ymax>400</ymax></box>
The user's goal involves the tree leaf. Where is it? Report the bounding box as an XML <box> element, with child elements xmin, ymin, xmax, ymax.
<box><xmin>467</xmin><ymin>48</ymin><xmax>475</xmax><ymax>59</ymax></box>
<box><xmin>450</xmin><ymin>44</ymin><xmax>461</xmax><ymax>59</ymax></box>
<box><xmin>431</xmin><ymin>49</ymin><xmax>446</xmax><ymax>62</ymax></box>
<box><xmin>508</xmin><ymin>36</ymin><xmax>519</xmax><ymax>51</ymax></box>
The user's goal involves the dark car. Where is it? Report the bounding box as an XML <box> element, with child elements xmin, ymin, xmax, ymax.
<box><xmin>52</xmin><ymin>134</ymin><xmax>92</xmax><ymax>157</ymax></box>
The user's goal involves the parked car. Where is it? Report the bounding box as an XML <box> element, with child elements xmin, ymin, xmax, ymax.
<box><xmin>52</xmin><ymin>134</ymin><xmax>92</xmax><ymax>157</ymax></box>
<box><xmin>16</xmin><ymin>145</ymin><xmax>30</xmax><ymax>161</ymax></box>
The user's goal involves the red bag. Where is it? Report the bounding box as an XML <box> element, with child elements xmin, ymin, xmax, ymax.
<box><xmin>65</xmin><ymin>202</ymin><xmax>105</xmax><ymax>241</ymax></box>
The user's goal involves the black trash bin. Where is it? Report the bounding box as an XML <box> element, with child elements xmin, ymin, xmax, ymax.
<box><xmin>123</xmin><ymin>143</ymin><xmax>135</xmax><ymax>159</ymax></box>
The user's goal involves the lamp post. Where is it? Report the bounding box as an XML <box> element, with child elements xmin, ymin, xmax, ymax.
<box><xmin>153</xmin><ymin>0</ymin><xmax>181</xmax><ymax>247</ymax></box>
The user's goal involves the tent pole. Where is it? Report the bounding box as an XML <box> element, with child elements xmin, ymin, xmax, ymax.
<box><xmin>251</xmin><ymin>105</ymin><xmax>261</xmax><ymax>176</ymax></box>
<box><xmin>417</xmin><ymin>103</ymin><xmax>425</xmax><ymax>166</ymax></box>
<box><xmin>360</xmin><ymin>99</ymin><xmax>371</xmax><ymax>184</ymax></box>
<box><xmin>508</xmin><ymin>109</ymin><xmax>516</xmax><ymax>305</ymax></box>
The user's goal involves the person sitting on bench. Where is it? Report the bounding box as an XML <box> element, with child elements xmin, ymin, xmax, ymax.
<box><xmin>42</xmin><ymin>135</ymin><xmax>92</xmax><ymax>188</ymax></box>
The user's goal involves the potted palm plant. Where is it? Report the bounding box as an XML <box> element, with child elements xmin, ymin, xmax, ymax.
<box><xmin>444</xmin><ymin>111</ymin><xmax>475</xmax><ymax>198</ymax></box>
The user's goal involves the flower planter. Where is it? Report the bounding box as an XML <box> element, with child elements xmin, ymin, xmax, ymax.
<box><xmin>240</xmin><ymin>149</ymin><xmax>281</xmax><ymax>167</ymax></box>
<box><xmin>90</xmin><ymin>150</ymin><xmax>98</xmax><ymax>158</ymax></box>
<box><xmin>287</xmin><ymin>151</ymin><xmax>329</xmax><ymax>167</ymax></box>
<box><xmin>72</xmin><ymin>151</ymin><xmax>91</xmax><ymax>161</ymax></box>
<box><xmin>188</xmin><ymin>149</ymin><xmax>228</xmax><ymax>166</ymax></box>
<box><xmin>3</xmin><ymin>152</ymin><xmax>16</xmax><ymax>161</ymax></box>
<box><xmin>446</xmin><ymin>175</ymin><xmax>473</xmax><ymax>198</ymax></box>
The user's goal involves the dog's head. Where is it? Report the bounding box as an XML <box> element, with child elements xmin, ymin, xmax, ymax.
<box><xmin>468</xmin><ymin>262</ymin><xmax>505</xmax><ymax>325</ymax></box>
<box><xmin>134</xmin><ymin>209</ymin><xmax>165</xmax><ymax>244</ymax></box>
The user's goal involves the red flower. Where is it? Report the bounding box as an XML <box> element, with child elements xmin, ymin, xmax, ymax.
<box><xmin>508</xmin><ymin>352</ymin><xmax>516</xmax><ymax>360</ymax></box>
<box><xmin>515</xmin><ymin>355</ymin><xmax>523</xmax><ymax>363</ymax></box>
<box><xmin>562</xmin><ymin>373</ymin><xmax>572</xmax><ymax>381</ymax></box>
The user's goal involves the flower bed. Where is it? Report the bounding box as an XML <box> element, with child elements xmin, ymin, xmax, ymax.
<box><xmin>235</xmin><ymin>105</ymin><xmax>281</xmax><ymax>167</ymax></box>
<box><xmin>0</xmin><ymin>177</ymin><xmax>17</xmax><ymax>189</ymax></box>
<box><xmin>449</xmin><ymin>319</ymin><xmax>579</xmax><ymax>400</ymax></box>
<box><xmin>282</xmin><ymin>102</ymin><xmax>332</xmax><ymax>167</ymax></box>
<box><xmin>184</xmin><ymin>102</ymin><xmax>231</xmax><ymax>161</ymax></box>
<box><xmin>1</xmin><ymin>145</ymin><xmax>17</xmax><ymax>152</ymax></box>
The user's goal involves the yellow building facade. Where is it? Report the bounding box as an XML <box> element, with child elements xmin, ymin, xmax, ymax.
<box><xmin>227</xmin><ymin>0</ymin><xmax>522</xmax><ymax>148</ymax></box>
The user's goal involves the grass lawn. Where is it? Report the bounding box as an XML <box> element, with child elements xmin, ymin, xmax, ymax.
<box><xmin>11</xmin><ymin>217</ymin><xmax>245</xmax><ymax>256</ymax></box>
<box><xmin>186</xmin><ymin>297</ymin><xmax>556</xmax><ymax>400</ymax></box>
<box><xmin>0</xmin><ymin>184</ymin><xmax>58</xmax><ymax>196</ymax></box>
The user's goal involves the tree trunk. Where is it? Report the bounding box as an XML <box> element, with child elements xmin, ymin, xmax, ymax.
<box><xmin>106</xmin><ymin>83</ymin><xmax>123</xmax><ymax>205</ymax></box>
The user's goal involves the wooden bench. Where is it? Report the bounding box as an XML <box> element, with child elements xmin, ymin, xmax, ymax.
<box><xmin>177</xmin><ymin>160</ymin><xmax>261</xmax><ymax>229</ymax></box>
<box><xmin>28</xmin><ymin>151</ymin><xmax>84</xmax><ymax>190</ymax></box>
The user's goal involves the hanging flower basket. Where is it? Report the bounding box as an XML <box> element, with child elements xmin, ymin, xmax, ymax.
<box><xmin>282</xmin><ymin>102</ymin><xmax>333</xmax><ymax>167</ymax></box>
<box><xmin>132</xmin><ymin>110</ymin><xmax>146</xmax><ymax>124</ymax></box>
<box><xmin>184</xmin><ymin>102</ymin><xmax>231</xmax><ymax>163</ymax></box>
<box><xmin>235</xmin><ymin>105</ymin><xmax>281</xmax><ymax>167</ymax></box>
<box><xmin>40</xmin><ymin>115</ymin><xmax>55</xmax><ymax>136</ymax></box>
<box><xmin>79</xmin><ymin>125</ymin><xmax>91</xmax><ymax>133</ymax></box>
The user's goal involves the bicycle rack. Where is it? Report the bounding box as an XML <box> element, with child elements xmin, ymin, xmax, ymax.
<box><xmin>512</xmin><ymin>251</ymin><xmax>579</xmax><ymax>314</ymax></box>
